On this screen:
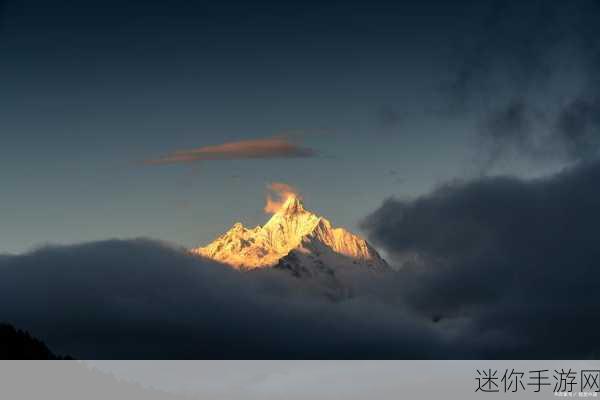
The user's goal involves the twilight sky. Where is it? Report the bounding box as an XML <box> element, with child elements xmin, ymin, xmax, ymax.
<box><xmin>1</xmin><ymin>0</ymin><xmax>599</xmax><ymax>253</ymax></box>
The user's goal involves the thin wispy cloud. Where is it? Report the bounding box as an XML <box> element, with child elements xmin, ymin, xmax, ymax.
<box><xmin>146</xmin><ymin>137</ymin><xmax>317</xmax><ymax>165</ymax></box>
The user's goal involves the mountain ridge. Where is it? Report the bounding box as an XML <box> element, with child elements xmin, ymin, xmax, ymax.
<box><xmin>191</xmin><ymin>195</ymin><xmax>388</xmax><ymax>273</ymax></box>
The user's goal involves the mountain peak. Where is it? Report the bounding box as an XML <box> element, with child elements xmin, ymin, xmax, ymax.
<box><xmin>191</xmin><ymin>195</ymin><xmax>388</xmax><ymax>273</ymax></box>
<box><xmin>277</xmin><ymin>195</ymin><xmax>306</xmax><ymax>215</ymax></box>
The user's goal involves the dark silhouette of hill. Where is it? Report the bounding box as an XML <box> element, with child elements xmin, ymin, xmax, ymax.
<box><xmin>0</xmin><ymin>322</ymin><xmax>70</xmax><ymax>359</ymax></box>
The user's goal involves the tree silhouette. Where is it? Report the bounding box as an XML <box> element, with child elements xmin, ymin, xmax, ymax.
<box><xmin>0</xmin><ymin>323</ymin><xmax>71</xmax><ymax>359</ymax></box>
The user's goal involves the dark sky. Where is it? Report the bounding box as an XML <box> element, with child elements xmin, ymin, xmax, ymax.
<box><xmin>1</xmin><ymin>0</ymin><xmax>599</xmax><ymax>253</ymax></box>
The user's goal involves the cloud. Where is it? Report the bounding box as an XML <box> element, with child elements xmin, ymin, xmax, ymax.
<box><xmin>0</xmin><ymin>239</ymin><xmax>446</xmax><ymax>359</ymax></box>
<box><xmin>146</xmin><ymin>137</ymin><xmax>316</xmax><ymax>165</ymax></box>
<box><xmin>475</xmin><ymin>97</ymin><xmax>600</xmax><ymax>169</ymax></box>
<box><xmin>442</xmin><ymin>0</ymin><xmax>600</xmax><ymax>168</ymax></box>
<box><xmin>263</xmin><ymin>182</ymin><xmax>301</xmax><ymax>214</ymax></box>
<box><xmin>555</xmin><ymin>97</ymin><xmax>600</xmax><ymax>160</ymax></box>
<box><xmin>477</xmin><ymin>100</ymin><xmax>540</xmax><ymax>167</ymax></box>
<box><xmin>362</xmin><ymin>159</ymin><xmax>600</xmax><ymax>358</ymax></box>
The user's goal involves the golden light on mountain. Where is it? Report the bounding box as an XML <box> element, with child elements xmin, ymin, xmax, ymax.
<box><xmin>191</xmin><ymin>188</ymin><xmax>388</xmax><ymax>273</ymax></box>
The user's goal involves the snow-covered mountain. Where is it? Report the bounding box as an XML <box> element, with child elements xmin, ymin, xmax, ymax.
<box><xmin>191</xmin><ymin>195</ymin><xmax>388</xmax><ymax>275</ymax></box>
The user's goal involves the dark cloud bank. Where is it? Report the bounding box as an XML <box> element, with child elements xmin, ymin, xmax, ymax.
<box><xmin>0</xmin><ymin>240</ymin><xmax>441</xmax><ymax>359</ymax></box>
<box><xmin>2</xmin><ymin>160</ymin><xmax>600</xmax><ymax>359</ymax></box>
<box><xmin>362</xmin><ymin>158</ymin><xmax>600</xmax><ymax>359</ymax></box>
